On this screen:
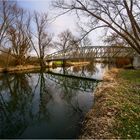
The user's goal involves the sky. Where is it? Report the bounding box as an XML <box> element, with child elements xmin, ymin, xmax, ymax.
<box><xmin>18</xmin><ymin>0</ymin><xmax>104</xmax><ymax>48</ymax></box>
<box><xmin>18</xmin><ymin>0</ymin><xmax>77</xmax><ymax>35</ymax></box>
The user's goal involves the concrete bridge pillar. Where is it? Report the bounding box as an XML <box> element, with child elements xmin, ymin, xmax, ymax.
<box><xmin>133</xmin><ymin>56</ymin><xmax>140</xmax><ymax>69</ymax></box>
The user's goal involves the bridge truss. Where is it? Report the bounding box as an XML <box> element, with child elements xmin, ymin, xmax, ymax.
<box><xmin>46</xmin><ymin>46</ymin><xmax>137</xmax><ymax>61</ymax></box>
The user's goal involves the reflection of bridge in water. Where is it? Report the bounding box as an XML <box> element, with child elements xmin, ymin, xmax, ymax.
<box><xmin>46</xmin><ymin>71</ymin><xmax>100</xmax><ymax>92</ymax></box>
<box><xmin>46</xmin><ymin>46</ymin><xmax>137</xmax><ymax>61</ymax></box>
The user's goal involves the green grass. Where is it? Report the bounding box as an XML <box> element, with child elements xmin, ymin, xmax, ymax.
<box><xmin>79</xmin><ymin>69</ymin><xmax>140</xmax><ymax>139</ymax></box>
<box><xmin>120</xmin><ymin>69</ymin><xmax>140</xmax><ymax>83</ymax></box>
<box><xmin>53</xmin><ymin>61</ymin><xmax>63</xmax><ymax>65</ymax></box>
<box><xmin>110</xmin><ymin>69</ymin><xmax>140</xmax><ymax>139</ymax></box>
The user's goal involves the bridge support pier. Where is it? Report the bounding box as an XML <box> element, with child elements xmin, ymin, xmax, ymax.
<box><xmin>62</xmin><ymin>60</ymin><xmax>66</xmax><ymax>67</ymax></box>
<box><xmin>133</xmin><ymin>56</ymin><xmax>140</xmax><ymax>69</ymax></box>
<box><xmin>62</xmin><ymin>60</ymin><xmax>67</xmax><ymax>75</ymax></box>
<box><xmin>46</xmin><ymin>61</ymin><xmax>52</xmax><ymax>68</ymax></box>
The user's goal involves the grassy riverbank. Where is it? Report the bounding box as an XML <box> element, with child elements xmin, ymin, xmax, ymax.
<box><xmin>80</xmin><ymin>69</ymin><xmax>140</xmax><ymax>139</ymax></box>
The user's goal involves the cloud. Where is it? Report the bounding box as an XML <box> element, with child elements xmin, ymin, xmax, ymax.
<box><xmin>50</xmin><ymin>15</ymin><xmax>77</xmax><ymax>34</ymax></box>
<box><xmin>18</xmin><ymin>0</ymin><xmax>104</xmax><ymax>45</ymax></box>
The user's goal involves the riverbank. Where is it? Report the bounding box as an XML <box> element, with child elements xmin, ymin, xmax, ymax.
<box><xmin>0</xmin><ymin>62</ymin><xmax>90</xmax><ymax>73</ymax></box>
<box><xmin>0</xmin><ymin>65</ymin><xmax>41</xmax><ymax>73</ymax></box>
<box><xmin>80</xmin><ymin>68</ymin><xmax>140</xmax><ymax>139</ymax></box>
<box><xmin>67</xmin><ymin>61</ymin><xmax>90</xmax><ymax>66</ymax></box>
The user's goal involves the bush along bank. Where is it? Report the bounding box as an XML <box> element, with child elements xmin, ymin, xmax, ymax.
<box><xmin>79</xmin><ymin>69</ymin><xmax>140</xmax><ymax>139</ymax></box>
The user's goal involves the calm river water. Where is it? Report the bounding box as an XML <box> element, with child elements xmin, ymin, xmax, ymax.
<box><xmin>0</xmin><ymin>63</ymin><xmax>108</xmax><ymax>138</ymax></box>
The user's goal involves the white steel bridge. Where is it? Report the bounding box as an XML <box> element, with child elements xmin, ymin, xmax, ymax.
<box><xmin>46</xmin><ymin>46</ymin><xmax>137</xmax><ymax>61</ymax></box>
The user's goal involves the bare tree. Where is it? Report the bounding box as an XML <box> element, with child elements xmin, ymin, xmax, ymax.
<box><xmin>104</xmin><ymin>32</ymin><xmax>128</xmax><ymax>46</ymax></box>
<box><xmin>55</xmin><ymin>29</ymin><xmax>79</xmax><ymax>51</ymax></box>
<box><xmin>7</xmin><ymin>8</ymin><xmax>32</xmax><ymax>65</ymax></box>
<box><xmin>0</xmin><ymin>0</ymin><xmax>16</xmax><ymax>47</ymax></box>
<box><xmin>53</xmin><ymin>0</ymin><xmax>140</xmax><ymax>54</ymax></box>
<box><xmin>80</xmin><ymin>35</ymin><xmax>92</xmax><ymax>47</ymax></box>
<box><xmin>32</xmin><ymin>12</ymin><xmax>52</xmax><ymax>67</ymax></box>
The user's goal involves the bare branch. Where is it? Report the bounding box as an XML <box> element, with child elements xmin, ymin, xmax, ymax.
<box><xmin>53</xmin><ymin>0</ymin><xmax>140</xmax><ymax>54</ymax></box>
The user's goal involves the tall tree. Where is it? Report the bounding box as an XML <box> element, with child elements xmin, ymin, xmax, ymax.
<box><xmin>0</xmin><ymin>0</ymin><xmax>16</xmax><ymax>47</ymax></box>
<box><xmin>32</xmin><ymin>12</ymin><xmax>52</xmax><ymax>67</ymax></box>
<box><xmin>53</xmin><ymin>0</ymin><xmax>140</xmax><ymax>54</ymax></box>
<box><xmin>7</xmin><ymin>8</ymin><xmax>32</xmax><ymax>65</ymax></box>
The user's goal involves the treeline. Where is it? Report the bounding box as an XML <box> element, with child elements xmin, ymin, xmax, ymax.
<box><xmin>0</xmin><ymin>0</ymin><xmax>54</xmax><ymax>67</ymax></box>
<box><xmin>1</xmin><ymin>0</ymin><xmax>138</xmax><ymax>69</ymax></box>
<box><xmin>0</xmin><ymin>0</ymin><xmax>92</xmax><ymax>68</ymax></box>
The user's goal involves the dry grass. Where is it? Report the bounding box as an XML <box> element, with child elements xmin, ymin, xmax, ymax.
<box><xmin>0</xmin><ymin>65</ymin><xmax>41</xmax><ymax>73</ymax></box>
<box><xmin>79</xmin><ymin>68</ymin><xmax>140</xmax><ymax>139</ymax></box>
<box><xmin>80</xmin><ymin>69</ymin><xmax>119</xmax><ymax>139</ymax></box>
<box><xmin>67</xmin><ymin>61</ymin><xmax>90</xmax><ymax>66</ymax></box>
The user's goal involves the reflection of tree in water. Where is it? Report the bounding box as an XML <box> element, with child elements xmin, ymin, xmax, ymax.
<box><xmin>47</xmin><ymin>64</ymin><xmax>100</xmax><ymax>124</ymax></box>
<box><xmin>0</xmin><ymin>73</ymin><xmax>32</xmax><ymax>138</ymax></box>
<box><xmin>57</xmin><ymin>76</ymin><xmax>90</xmax><ymax>123</ymax></box>
<box><xmin>46</xmin><ymin>72</ymin><xmax>98</xmax><ymax>92</ymax></box>
<box><xmin>85</xmin><ymin>62</ymin><xmax>98</xmax><ymax>74</ymax></box>
<box><xmin>55</xmin><ymin>63</ymin><xmax>98</xmax><ymax>78</ymax></box>
<box><xmin>57</xmin><ymin>77</ymin><xmax>83</xmax><ymax>118</ymax></box>
<box><xmin>37</xmin><ymin>72</ymin><xmax>52</xmax><ymax>120</ymax></box>
<box><xmin>72</xmin><ymin>62</ymin><xmax>98</xmax><ymax>77</ymax></box>
<box><xmin>101</xmin><ymin>62</ymin><xmax>116</xmax><ymax>69</ymax></box>
<box><xmin>0</xmin><ymin>72</ymin><xmax>51</xmax><ymax>138</ymax></box>
<box><xmin>59</xmin><ymin>66</ymin><xmax>71</xmax><ymax>75</ymax></box>
<box><xmin>46</xmin><ymin>72</ymin><xmax>96</xmax><ymax>118</ymax></box>
<box><xmin>0</xmin><ymin>71</ymin><xmax>95</xmax><ymax>138</ymax></box>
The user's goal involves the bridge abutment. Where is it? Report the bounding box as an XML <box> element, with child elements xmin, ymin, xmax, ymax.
<box><xmin>133</xmin><ymin>56</ymin><xmax>140</xmax><ymax>69</ymax></box>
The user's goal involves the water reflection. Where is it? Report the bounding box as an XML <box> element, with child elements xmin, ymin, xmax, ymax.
<box><xmin>51</xmin><ymin>62</ymin><xmax>107</xmax><ymax>80</ymax></box>
<box><xmin>0</xmin><ymin>64</ymin><xmax>102</xmax><ymax>139</ymax></box>
<box><xmin>46</xmin><ymin>72</ymin><xmax>98</xmax><ymax>92</ymax></box>
<box><xmin>0</xmin><ymin>73</ymin><xmax>32</xmax><ymax>138</ymax></box>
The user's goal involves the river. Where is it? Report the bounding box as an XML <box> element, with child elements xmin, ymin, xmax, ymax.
<box><xmin>0</xmin><ymin>63</ymin><xmax>108</xmax><ymax>138</ymax></box>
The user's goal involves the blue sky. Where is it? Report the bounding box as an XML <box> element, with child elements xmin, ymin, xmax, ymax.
<box><xmin>18</xmin><ymin>0</ymin><xmax>77</xmax><ymax>35</ymax></box>
<box><xmin>18</xmin><ymin>0</ymin><xmax>51</xmax><ymax>12</ymax></box>
<box><xmin>17</xmin><ymin>0</ymin><xmax>104</xmax><ymax>46</ymax></box>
